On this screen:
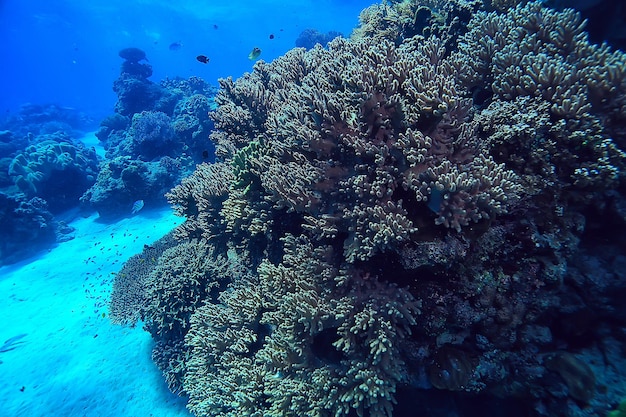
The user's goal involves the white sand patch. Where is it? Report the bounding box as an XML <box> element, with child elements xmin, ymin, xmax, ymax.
<box><xmin>0</xmin><ymin>207</ymin><xmax>190</xmax><ymax>417</ymax></box>
<box><xmin>80</xmin><ymin>130</ymin><xmax>106</xmax><ymax>159</ymax></box>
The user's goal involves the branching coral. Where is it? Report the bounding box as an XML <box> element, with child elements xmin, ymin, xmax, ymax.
<box><xmin>455</xmin><ymin>1</ymin><xmax>626</xmax><ymax>192</ymax></box>
<box><xmin>109</xmin><ymin>232</ymin><xmax>178</xmax><ymax>326</ymax></box>
<box><xmin>111</xmin><ymin>2</ymin><xmax>626</xmax><ymax>417</ymax></box>
<box><xmin>352</xmin><ymin>0</ymin><xmax>481</xmax><ymax>51</ymax></box>
<box><xmin>206</xmin><ymin>35</ymin><xmax>521</xmax><ymax>262</ymax></box>
<box><xmin>184</xmin><ymin>234</ymin><xmax>420</xmax><ymax>417</ymax></box>
<box><xmin>141</xmin><ymin>240</ymin><xmax>231</xmax><ymax>394</ymax></box>
<box><xmin>166</xmin><ymin>162</ymin><xmax>234</xmax><ymax>240</ymax></box>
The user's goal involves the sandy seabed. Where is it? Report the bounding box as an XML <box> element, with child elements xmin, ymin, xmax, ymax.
<box><xmin>0</xmin><ymin>207</ymin><xmax>191</xmax><ymax>417</ymax></box>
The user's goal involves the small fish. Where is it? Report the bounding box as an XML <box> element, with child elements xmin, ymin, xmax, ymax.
<box><xmin>131</xmin><ymin>199</ymin><xmax>144</xmax><ymax>214</ymax></box>
<box><xmin>248</xmin><ymin>47</ymin><xmax>261</xmax><ymax>60</ymax></box>
<box><xmin>0</xmin><ymin>333</ymin><xmax>27</xmax><ymax>353</ymax></box>
<box><xmin>196</xmin><ymin>55</ymin><xmax>210</xmax><ymax>64</ymax></box>
<box><xmin>213</xmin><ymin>24</ymin><xmax>218</xmax><ymax>29</ymax></box>
<box><xmin>169</xmin><ymin>41</ymin><xmax>183</xmax><ymax>51</ymax></box>
<box><xmin>269</xmin><ymin>34</ymin><xmax>275</xmax><ymax>39</ymax></box>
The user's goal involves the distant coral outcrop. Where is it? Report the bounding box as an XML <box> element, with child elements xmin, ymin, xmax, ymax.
<box><xmin>0</xmin><ymin>103</ymin><xmax>98</xmax><ymax>264</ymax></box>
<box><xmin>82</xmin><ymin>47</ymin><xmax>217</xmax><ymax>219</ymax></box>
<box><xmin>0</xmin><ymin>193</ymin><xmax>74</xmax><ymax>266</ymax></box>
<box><xmin>9</xmin><ymin>135</ymin><xmax>99</xmax><ymax>212</ymax></box>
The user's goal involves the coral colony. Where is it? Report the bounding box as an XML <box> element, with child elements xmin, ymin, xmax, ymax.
<box><xmin>1</xmin><ymin>45</ymin><xmax>218</xmax><ymax>263</ymax></box>
<box><xmin>107</xmin><ymin>1</ymin><xmax>626</xmax><ymax>417</ymax></box>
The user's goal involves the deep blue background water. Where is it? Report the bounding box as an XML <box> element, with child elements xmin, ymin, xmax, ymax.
<box><xmin>0</xmin><ymin>0</ymin><xmax>373</xmax><ymax>124</ymax></box>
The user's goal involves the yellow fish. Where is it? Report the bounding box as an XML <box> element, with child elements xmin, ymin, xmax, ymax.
<box><xmin>248</xmin><ymin>47</ymin><xmax>261</xmax><ymax>60</ymax></box>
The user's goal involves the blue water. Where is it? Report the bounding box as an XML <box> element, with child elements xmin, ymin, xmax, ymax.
<box><xmin>0</xmin><ymin>0</ymin><xmax>369</xmax><ymax>120</ymax></box>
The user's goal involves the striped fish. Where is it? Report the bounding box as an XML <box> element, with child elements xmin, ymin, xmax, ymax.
<box><xmin>131</xmin><ymin>199</ymin><xmax>144</xmax><ymax>214</ymax></box>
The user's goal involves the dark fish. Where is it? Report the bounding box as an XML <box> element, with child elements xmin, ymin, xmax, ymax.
<box><xmin>169</xmin><ymin>41</ymin><xmax>183</xmax><ymax>51</ymax></box>
<box><xmin>269</xmin><ymin>34</ymin><xmax>275</xmax><ymax>39</ymax></box>
<box><xmin>213</xmin><ymin>24</ymin><xmax>218</xmax><ymax>29</ymax></box>
<box><xmin>0</xmin><ymin>333</ymin><xmax>27</xmax><ymax>353</ymax></box>
<box><xmin>248</xmin><ymin>47</ymin><xmax>261</xmax><ymax>60</ymax></box>
<box><xmin>196</xmin><ymin>55</ymin><xmax>210</xmax><ymax>64</ymax></box>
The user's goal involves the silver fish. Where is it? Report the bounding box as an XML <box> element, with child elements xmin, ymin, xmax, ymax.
<box><xmin>131</xmin><ymin>199</ymin><xmax>144</xmax><ymax>214</ymax></box>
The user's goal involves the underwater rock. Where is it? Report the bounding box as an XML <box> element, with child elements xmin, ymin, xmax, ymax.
<box><xmin>545</xmin><ymin>352</ymin><xmax>596</xmax><ymax>403</ymax></box>
<box><xmin>0</xmin><ymin>193</ymin><xmax>72</xmax><ymax>266</ymax></box>
<box><xmin>428</xmin><ymin>346</ymin><xmax>476</xmax><ymax>391</ymax></box>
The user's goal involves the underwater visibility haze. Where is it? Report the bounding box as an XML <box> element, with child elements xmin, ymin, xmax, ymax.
<box><xmin>1</xmin><ymin>0</ymin><xmax>626</xmax><ymax>417</ymax></box>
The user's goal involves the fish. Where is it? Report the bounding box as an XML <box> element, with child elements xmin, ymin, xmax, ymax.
<box><xmin>169</xmin><ymin>41</ymin><xmax>183</xmax><ymax>51</ymax></box>
<box><xmin>269</xmin><ymin>34</ymin><xmax>275</xmax><ymax>39</ymax></box>
<box><xmin>248</xmin><ymin>47</ymin><xmax>261</xmax><ymax>60</ymax></box>
<box><xmin>196</xmin><ymin>55</ymin><xmax>210</xmax><ymax>64</ymax></box>
<box><xmin>0</xmin><ymin>333</ymin><xmax>27</xmax><ymax>353</ymax></box>
<box><xmin>131</xmin><ymin>199</ymin><xmax>144</xmax><ymax>214</ymax></box>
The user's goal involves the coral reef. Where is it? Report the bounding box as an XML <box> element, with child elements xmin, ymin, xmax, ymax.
<box><xmin>0</xmin><ymin>193</ymin><xmax>75</xmax><ymax>266</ymax></box>
<box><xmin>113</xmin><ymin>47</ymin><xmax>169</xmax><ymax>116</ymax></box>
<box><xmin>111</xmin><ymin>1</ymin><xmax>626</xmax><ymax>417</ymax></box>
<box><xmin>109</xmin><ymin>232</ymin><xmax>178</xmax><ymax>326</ymax></box>
<box><xmin>0</xmin><ymin>100</ymin><xmax>98</xmax><ymax>265</ymax></box>
<box><xmin>352</xmin><ymin>0</ymin><xmax>481</xmax><ymax>52</ymax></box>
<box><xmin>545</xmin><ymin>0</ymin><xmax>626</xmax><ymax>51</ymax></box>
<box><xmin>80</xmin><ymin>156</ymin><xmax>182</xmax><ymax>218</ymax></box>
<box><xmin>0</xmin><ymin>103</ymin><xmax>95</xmax><ymax>140</ymax></box>
<box><xmin>83</xmin><ymin>58</ymin><xmax>217</xmax><ymax>218</ymax></box>
<box><xmin>295</xmin><ymin>28</ymin><xmax>343</xmax><ymax>50</ymax></box>
<box><xmin>127</xmin><ymin>111</ymin><xmax>179</xmax><ymax>160</ymax></box>
<box><xmin>8</xmin><ymin>134</ymin><xmax>100</xmax><ymax>212</ymax></box>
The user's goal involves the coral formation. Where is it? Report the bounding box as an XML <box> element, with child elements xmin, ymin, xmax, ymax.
<box><xmin>353</xmin><ymin>0</ymin><xmax>481</xmax><ymax>52</ymax></box>
<box><xmin>0</xmin><ymin>193</ymin><xmax>75</xmax><ymax>266</ymax></box>
<box><xmin>295</xmin><ymin>28</ymin><xmax>343</xmax><ymax>50</ymax></box>
<box><xmin>82</xmin><ymin>59</ymin><xmax>217</xmax><ymax>218</ymax></box>
<box><xmin>113</xmin><ymin>47</ymin><xmax>166</xmax><ymax>115</ymax></box>
<box><xmin>127</xmin><ymin>111</ymin><xmax>178</xmax><ymax>160</ymax></box>
<box><xmin>0</xmin><ymin>105</ymin><xmax>98</xmax><ymax>264</ymax></box>
<box><xmin>109</xmin><ymin>233</ymin><xmax>178</xmax><ymax>326</ymax></box>
<box><xmin>80</xmin><ymin>156</ymin><xmax>180</xmax><ymax>218</ymax></box>
<box><xmin>0</xmin><ymin>103</ymin><xmax>95</xmax><ymax>140</ymax></box>
<box><xmin>111</xmin><ymin>1</ymin><xmax>626</xmax><ymax>417</ymax></box>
